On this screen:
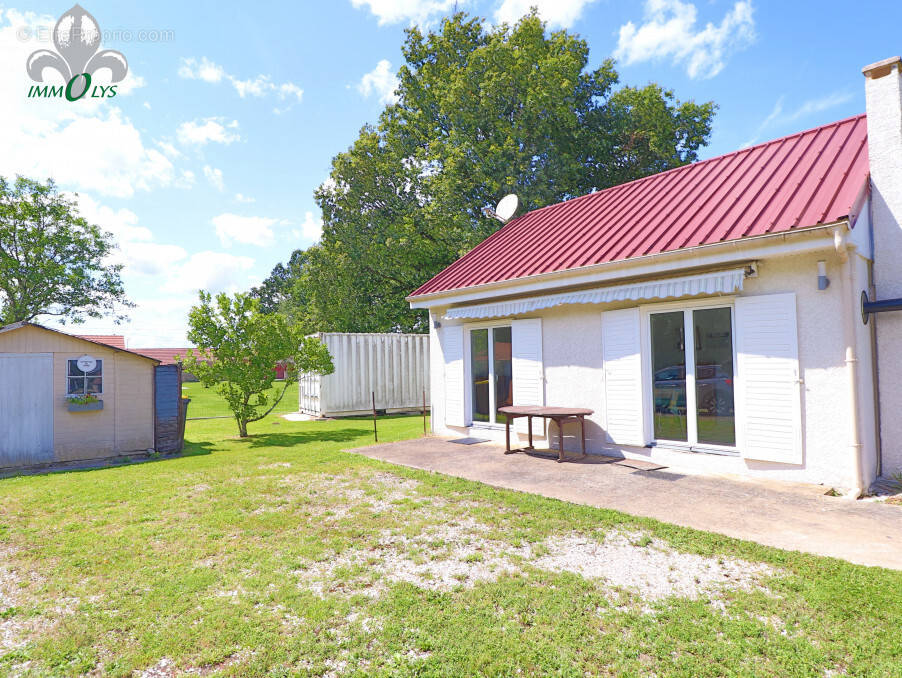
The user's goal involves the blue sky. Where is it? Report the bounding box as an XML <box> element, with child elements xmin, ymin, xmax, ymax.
<box><xmin>2</xmin><ymin>0</ymin><xmax>899</xmax><ymax>346</ymax></box>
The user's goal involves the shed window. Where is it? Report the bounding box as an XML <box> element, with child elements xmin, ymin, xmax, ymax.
<box><xmin>67</xmin><ymin>359</ymin><xmax>103</xmax><ymax>396</ymax></box>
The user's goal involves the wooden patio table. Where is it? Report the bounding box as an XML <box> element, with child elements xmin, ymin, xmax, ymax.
<box><xmin>498</xmin><ymin>405</ymin><xmax>593</xmax><ymax>463</ymax></box>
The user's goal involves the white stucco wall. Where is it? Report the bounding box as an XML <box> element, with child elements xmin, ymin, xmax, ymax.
<box><xmin>428</xmin><ymin>247</ymin><xmax>875</xmax><ymax>489</ymax></box>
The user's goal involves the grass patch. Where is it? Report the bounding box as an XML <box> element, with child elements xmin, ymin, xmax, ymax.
<box><xmin>182</xmin><ymin>380</ymin><xmax>299</xmax><ymax>419</ymax></box>
<box><xmin>0</xmin><ymin>412</ymin><xmax>900</xmax><ymax>676</ymax></box>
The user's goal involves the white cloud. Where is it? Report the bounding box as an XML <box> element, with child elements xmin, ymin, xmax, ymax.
<box><xmin>65</xmin><ymin>197</ymin><xmax>257</xmax><ymax>346</ymax></box>
<box><xmin>178</xmin><ymin>57</ymin><xmax>304</xmax><ymax>110</ymax></box>
<box><xmin>162</xmin><ymin>251</ymin><xmax>256</xmax><ymax>294</ymax></box>
<box><xmin>2</xmin><ymin>108</ymin><xmax>174</xmax><ymax>199</ymax></box>
<box><xmin>203</xmin><ymin>165</ymin><xmax>225</xmax><ymax>191</ymax></box>
<box><xmin>212</xmin><ymin>213</ymin><xmax>279</xmax><ymax>247</ymax></box>
<box><xmin>176</xmin><ymin>169</ymin><xmax>196</xmax><ymax>188</ymax></box>
<box><xmin>178</xmin><ymin>56</ymin><xmax>225</xmax><ymax>83</ymax></box>
<box><xmin>614</xmin><ymin>0</ymin><xmax>755</xmax><ymax>79</ymax></box>
<box><xmin>76</xmin><ymin>194</ymin><xmax>188</xmax><ymax>277</ymax></box>
<box><xmin>292</xmin><ymin>211</ymin><xmax>323</xmax><ymax>243</ymax></box>
<box><xmin>494</xmin><ymin>0</ymin><xmax>596</xmax><ymax>28</ymax></box>
<box><xmin>741</xmin><ymin>91</ymin><xmax>854</xmax><ymax>147</ymax></box>
<box><xmin>156</xmin><ymin>140</ymin><xmax>181</xmax><ymax>159</ymax></box>
<box><xmin>234</xmin><ymin>193</ymin><xmax>255</xmax><ymax>203</ymax></box>
<box><xmin>349</xmin><ymin>0</ymin><xmax>461</xmax><ymax>25</ymax></box>
<box><xmin>176</xmin><ymin>117</ymin><xmax>240</xmax><ymax>146</ymax></box>
<box><xmin>358</xmin><ymin>59</ymin><xmax>400</xmax><ymax>105</ymax></box>
<box><xmin>780</xmin><ymin>91</ymin><xmax>854</xmax><ymax>124</ymax></box>
<box><xmin>77</xmin><ymin>194</ymin><xmax>151</xmax><ymax>243</ymax></box>
<box><xmin>116</xmin><ymin>74</ymin><xmax>146</xmax><ymax>96</ymax></box>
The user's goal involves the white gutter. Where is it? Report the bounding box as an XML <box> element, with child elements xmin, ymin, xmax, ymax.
<box><xmin>834</xmin><ymin>226</ymin><xmax>865</xmax><ymax>498</ymax></box>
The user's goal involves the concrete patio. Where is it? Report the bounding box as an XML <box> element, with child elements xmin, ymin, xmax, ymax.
<box><xmin>347</xmin><ymin>437</ymin><xmax>902</xmax><ymax>570</ymax></box>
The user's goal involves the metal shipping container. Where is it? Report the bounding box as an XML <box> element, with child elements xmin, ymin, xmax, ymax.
<box><xmin>299</xmin><ymin>333</ymin><xmax>429</xmax><ymax>417</ymax></box>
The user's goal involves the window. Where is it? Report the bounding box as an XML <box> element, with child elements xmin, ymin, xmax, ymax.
<box><xmin>469</xmin><ymin>326</ymin><xmax>512</xmax><ymax>425</ymax></box>
<box><xmin>649</xmin><ymin>305</ymin><xmax>735</xmax><ymax>449</ymax></box>
<box><xmin>67</xmin><ymin>359</ymin><xmax>103</xmax><ymax>396</ymax></box>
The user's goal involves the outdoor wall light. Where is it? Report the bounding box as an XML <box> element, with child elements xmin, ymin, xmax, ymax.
<box><xmin>817</xmin><ymin>260</ymin><xmax>830</xmax><ymax>290</ymax></box>
<box><xmin>433</xmin><ymin>320</ymin><xmax>442</xmax><ymax>329</ymax></box>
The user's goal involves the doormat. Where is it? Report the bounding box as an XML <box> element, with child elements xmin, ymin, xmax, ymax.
<box><xmin>449</xmin><ymin>437</ymin><xmax>490</xmax><ymax>445</ymax></box>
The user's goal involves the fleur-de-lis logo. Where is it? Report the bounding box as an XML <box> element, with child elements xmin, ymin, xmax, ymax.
<box><xmin>25</xmin><ymin>4</ymin><xmax>127</xmax><ymax>85</ymax></box>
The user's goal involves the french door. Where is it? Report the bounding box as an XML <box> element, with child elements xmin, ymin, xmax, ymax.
<box><xmin>649</xmin><ymin>305</ymin><xmax>736</xmax><ymax>449</ymax></box>
<box><xmin>470</xmin><ymin>326</ymin><xmax>513</xmax><ymax>424</ymax></box>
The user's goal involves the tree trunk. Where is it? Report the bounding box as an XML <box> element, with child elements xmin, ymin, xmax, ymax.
<box><xmin>238</xmin><ymin>419</ymin><xmax>248</xmax><ymax>437</ymax></box>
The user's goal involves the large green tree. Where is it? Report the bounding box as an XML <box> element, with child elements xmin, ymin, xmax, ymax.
<box><xmin>269</xmin><ymin>11</ymin><xmax>716</xmax><ymax>332</ymax></box>
<box><xmin>0</xmin><ymin>176</ymin><xmax>130</xmax><ymax>325</ymax></box>
<box><xmin>182</xmin><ymin>291</ymin><xmax>334</xmax><ymax>437</ymax></box>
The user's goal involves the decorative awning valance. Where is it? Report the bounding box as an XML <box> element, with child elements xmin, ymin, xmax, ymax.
<box><xmin>444</xmin><ymin>268</ymin><xmax>747</xmax><ymax>320</ymax></box>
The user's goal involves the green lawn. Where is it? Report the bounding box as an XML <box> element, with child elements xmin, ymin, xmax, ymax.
<box><xmin>1</xmin><ymin>412</ymin><xmax>900</xmax><ymax>676</ymax></box>
<box><xmin>182</xmin><ymin>380</ymin><xmax>300</xmax><ymax>419</ymax></box>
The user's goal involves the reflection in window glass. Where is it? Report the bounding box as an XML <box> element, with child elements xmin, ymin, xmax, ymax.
<box><xmin>470</xmin><ymin>330</ymin><xmax>489</xmax><ymax>422</ymax></box>
<box><xmin>650</xmin><ymin>312</ymin><xmax>687</xmax><ymax>442</ymax></box>
<box><xmin>493</xmin><ymin>327</ymin><xmax>512</xmax><ymax>422</ymax></box>
<box><xmin>694</xmin><ymin>308</ymin><xmax>735</xmax><ymax>446</ymax></box>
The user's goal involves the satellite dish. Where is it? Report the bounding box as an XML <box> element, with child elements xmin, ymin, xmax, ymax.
<box><xmin>495</xmin><ymin>194</ymin><xmax>520</xmax><ymax>222</ymax></box>
<box><xmin>76</xmin><ymin>355</ymin><xmax>97</xmax><ymax>373</ymax></box>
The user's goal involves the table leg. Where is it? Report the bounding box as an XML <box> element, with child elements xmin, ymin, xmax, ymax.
<box><xmin>504</xmin><ymin>414</ymin><xmax>514</xmax><ymax>455</ymax></box>
<box><xmin>556</xmin><ymin>418</ymin><xmax>565</xmax><ymax>463</ymax></box>
<box><xmin>580</xmin><ymin>415</ymin><xmax>586</xmax><ymax>458</ymax></box>
<box><xmin>527</xmin><ymin>415</ymin><xmax>534</xmax><ymax>450</ymax></box>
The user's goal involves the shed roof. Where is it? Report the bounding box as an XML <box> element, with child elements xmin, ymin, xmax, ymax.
<box><xmin>410</xmin><ymin>113</ymin><xmax>869</xmax><ymax>298</ymax></box>
<box><xmin>0</xmin><ymin>322</ymin><xmax>160</xmax><ymax>363</ymax></box>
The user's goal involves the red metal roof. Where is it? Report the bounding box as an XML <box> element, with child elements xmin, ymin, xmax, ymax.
<box><xmin>410</xmin><ymin>114</ymin><xmax>870</xmax><ymax>298</ymax></box>
<box><xmin>76</xmin><ymin>334</ymin><xmax>126</xmax><ymax>349</ymax></box>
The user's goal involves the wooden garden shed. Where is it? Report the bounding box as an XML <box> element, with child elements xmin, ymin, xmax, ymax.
<box><xmin>0</xmin><ymin>322</ymin><xmax>184</xmax><ymax>470</ymax></box>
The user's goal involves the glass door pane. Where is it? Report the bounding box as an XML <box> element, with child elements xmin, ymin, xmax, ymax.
<box><xmin>693</xmin><ymin>308</ymin><xmax>735</xmax><ymax>446</ymax></box>
<box><xmin>651</xmin><ymin>312</ymin><xmax>688</xmax><ymax>441</ymax></box>
<box><xmin>493</xmin><ymin>327</ymin><xmax>513</xmax><ymax>422</ymax></box>
<box><xmin>470</xmin><ymin>329</ymin><xmax>490</xmax><ymax>423</ymax></box>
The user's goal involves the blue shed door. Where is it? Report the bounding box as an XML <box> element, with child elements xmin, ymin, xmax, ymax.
<box><xmin>154</xmin><ymin>365</ymin><xmax>182</xmax><ymax>453</ymax></box>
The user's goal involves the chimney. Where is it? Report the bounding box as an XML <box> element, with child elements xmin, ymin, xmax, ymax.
<box><xmin>863</xmin><ymin>56</ymin><xmax>902</xmax><ymax>481</ymax></box>
<box><xmin>863</xmin><ymin>56</ymin><xmax>902</xmax><ymax>297</ymax></box>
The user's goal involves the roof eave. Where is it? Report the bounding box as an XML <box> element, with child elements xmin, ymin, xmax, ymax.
<box><xmin>408</xmin><ymin>220</ymin><xmax>851</xmax><ymax>309</ymax></box>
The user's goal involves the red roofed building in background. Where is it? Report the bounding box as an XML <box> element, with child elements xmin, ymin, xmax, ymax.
<box><xmin>410</xmin><ymin>57</ymin><xmax>902</xmax><ymax>498</ymax></box>
<box><xmin>132</xmin><ymin>348</ymin><xmax>212</xmax><ymax>382</ymax></box>
<box><xmin>75</xmin><ymin>334</ymin><xmax>126</xmax><ymax>350</ymax></box>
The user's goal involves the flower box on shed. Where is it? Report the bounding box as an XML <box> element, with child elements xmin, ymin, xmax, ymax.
<box><xmin>67</xmin><ymin>400</ymin><xmax>103</xmax><ymax>412</ymax></box>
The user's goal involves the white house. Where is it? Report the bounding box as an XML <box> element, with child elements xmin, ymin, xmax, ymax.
<box><xmin>408</xmin><ymin>57</ymin><xmax>902</xmax><ymax>495</ymax></box>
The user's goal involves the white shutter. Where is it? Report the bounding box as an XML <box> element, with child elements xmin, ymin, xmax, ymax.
<box><xmin>511</xmin><ymin>319</ymin><xmax>544</xmax><ymax>433</ymax></box>
<box><xmin>441</xmin><ymin>326</ymin><xmax>467</xmax><ymax>427</ymax></box>
<box><xmin>735</xmin><ymin>293</ymin><xmax>803</xmax><ymax>464</ymax></box>
<box><xmin>601</xmin><ymin>308</ymin><xmax>645</xmax><ymax>446</ymax></box>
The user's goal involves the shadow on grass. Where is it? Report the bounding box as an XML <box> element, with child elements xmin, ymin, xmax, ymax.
<box><xmin>239</xmin><ymin>427</ymin><xmax>366</xmax><ymax>449</ymax></box>
<box><xmin>0</xmin><ymin>443</ymin><xmax>214</xmax><ymax>480</ymax></box>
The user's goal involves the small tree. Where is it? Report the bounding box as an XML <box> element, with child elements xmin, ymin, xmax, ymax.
<box><xmin>182</xmin><ymin>291</ymin><xmax>334</xmax><ymax>437</ymax></box>
<box><xmin>0</xmin><ymin>176</ymin><xmax>131</xmax><ymax>325</ymax></box>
